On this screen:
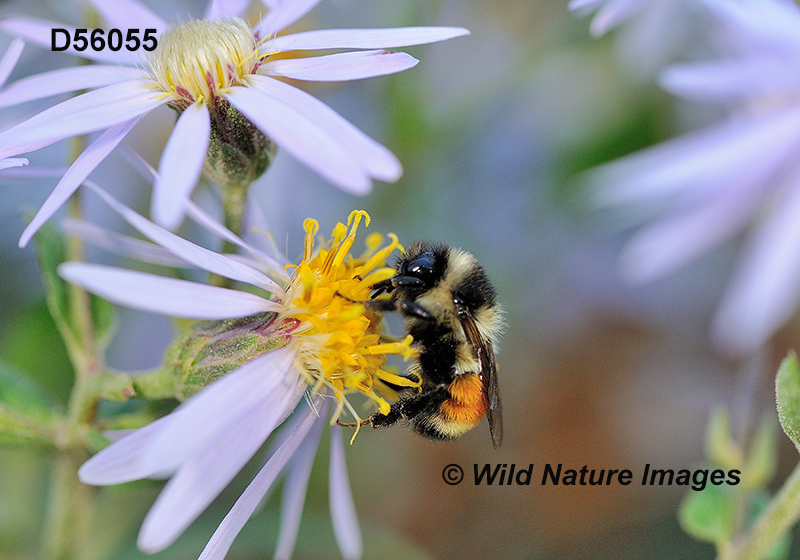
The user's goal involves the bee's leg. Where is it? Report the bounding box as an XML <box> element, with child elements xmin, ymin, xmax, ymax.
<box><xmin>334</xmin><ymin>291</ymin><xmax>432</xmax><ymax>320</ymax></box>
<box><xmin>365</xmin><ymin>406</ymin><xmax>404</xmax><ymax>429</ymax></box>
<box><xmin>335</xmin><ymin>418</ymin><xmax>372</xmax><ymax>428</ymax></box>
<box><xmin>397</xmin><ymin>300</ymin><xmax>432</xmax><ymax>320</ymax></box>
<box><xmin>367</xmin><ymin>385</ymin><xmax>448</xmax><ymax>429</ymax></box>
<box><xmin>334</xmin><ymin>291</ymin><xmax>399</xmax><ymax>313</ymax></box>
<box><xmin>369</xmin><ymin>278</ymin><xmax>394</xmax><ymax>297</ymax></box>
<box><xmin>364</xmin><ymin>299</ymin><xmax>399</xmax><ymax>313</ymax></box>
<box><xmin>361</xmin><ymin>298</ymin><xmax>432</xmax><ymax>319</ymax></box>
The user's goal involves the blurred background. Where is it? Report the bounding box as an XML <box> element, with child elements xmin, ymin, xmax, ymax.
<box><xmin>1</xmin><ymin>0</ymin><xmax>797</xmax><ymax>558</ymax></box>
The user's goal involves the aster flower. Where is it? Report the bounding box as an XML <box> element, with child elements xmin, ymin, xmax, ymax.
<box><xmin>60</xmin><ymin>182</ymin><xmax>415</xmax><ymax>557</ymax></box>
<box><xmin>0</xmin><ymin>0</ymin><xmax>468</xmax><ymax>242</ymax></box>
<box><xmin>569</xmin><ymin>0</ymin><xmax>665</xmax><ymax>36</ymax></box>
<box><xmin>589</xmin><ymin>0</ymin><xmax>800</xmax><ymax>354</ymax></box>
<box><xmin>569</xmin><ymin>0</ymin><xmax>700</xmax><ymax>74</ymax></box>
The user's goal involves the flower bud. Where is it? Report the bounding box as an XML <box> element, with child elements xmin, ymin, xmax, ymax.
<box><xmin>202</xmin><ymin>97</ymin><xmax>276</xmax><ymax>192</ymax></box>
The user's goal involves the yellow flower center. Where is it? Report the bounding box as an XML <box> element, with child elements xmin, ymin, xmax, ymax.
<box><xmin>280</xmin><ymin>211</ymin><xmax>418</xmax><ymax>422</ymax></box>
<box><xmin>148</xmin><ymin>18</ymin><xmax>261</xmax><ymax>103</ymax></box>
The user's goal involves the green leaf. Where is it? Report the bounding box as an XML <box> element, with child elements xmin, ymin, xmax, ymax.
<box><xmin>0</xmin><ymin>303</ymin><xmax>73</xmax><ymax>403</ymax></box>
<box><xmin>0</xmin><ymin>361</ymin><xmax>57</xmax><ymax>448</ymax></box>
<box><xmin>33</xmin><ymin>221</ymin><xmax>73</xmax><ymax>341</ymax></box>
<box><xmin>679</xmin><ymin>484</ymin><xmax>736</xmax><ymax>546</ymax></box>
<box><xmin>775</xmin><ymin>351</ymin><xmax>800</xmax><ymax>452</ymax></box>
<box><xmin>706</xmin><ymin>407</ymin><xmax>743</xmax><ymax>470</ymax></box>
<box><xmin>33</xmin><ymin>222</ymin><xmax>118</xmax><ymax>351</ymax></box>
<box><xmin>743</xmin><ymin>415</ymin><xmax>778</xmax><ymax>490</ymax></box>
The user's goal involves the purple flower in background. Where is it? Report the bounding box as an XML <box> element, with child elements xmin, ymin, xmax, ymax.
<box><xmin>569</xmin><ymin>0</ymin><xmax>701</xmax><ymax>74</ymax></box>
<box><xmin>591</xmin><ymin>0</ymin><xmax>800</xmax><ymax>354</ymax></box>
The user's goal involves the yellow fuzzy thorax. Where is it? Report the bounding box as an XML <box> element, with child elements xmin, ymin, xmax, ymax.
<box><xmin>281</xmin><ymin>211</ymin><xmax>419</xmax><ymax>421</ymax></box>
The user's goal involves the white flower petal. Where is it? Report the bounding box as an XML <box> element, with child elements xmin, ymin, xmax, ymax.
<box><xmin>592</xmin><ymin>107</ymin><xmax>800</xmax><ymax>206</ymax></box>
<box><xmin>274</xmin><ymin>411</ymin><xmax>325</xmax><ymax>560</ymax></box>
<box><xmin>568</xmin><ymin>0</ymin><xmax>603</xmax><ymax>11</ymax></box>
<box><xmin>117</xmin><ymin>142</ymin><xmax>158</xmax><ymax>182</ymax></box>
<box><xmin>18</xmin><ymin>117</ymin><xmax>142</xmax><ymax>248</ymax></box>
<box><xmin>254</xmin><ymin>0</ymin><xmax>321</xmax><ymax>37</ymax></box>
<box><xmin>0</xmin><ymin>158</ymin><xmax>27</xmax><ymax>170</ymax></box>
<box><xmin>198</xmin><ymin>401</ymin><xmax>320</xmax><ymax>560</ymax></box>
<box><xmin>703</xmin><ymin>0</ymin><xmax>800</xmax><ymax>54</ymax></box>
<box><xmin>61</xmin><ymin>219</ymin><xmax>191</xmax><ymax>268</ymax></box>
<box><xmin>0</xmin><ymin>65</ymin><xmax>142</xmax><ymax>108</ymax></box>
<box><xmin>82</xmin><ymin>181</ymin><xmax>284</xmax><ymax>294</ymax></box>
<box><xmin>225</xmin><ymin>84</ymin><xmax>370</xmax><ymax>194</ymax></box>
<box><xmin>205</xmin><ymin>0</ymin><xmax>252</xmax><ymax>20</ymax></box>
<box><xmin>245</xmin><ymin>75</ymin><xmax>401</xmax><ymax>184</ymax></box>
<box><xmin>261</xmin><ymin>50</ymin><xmax>418</xmax><ymax>82</ymax></box>
<box><xmin>85</xmin><ymin>0</ymin><xmax>167</xmax><ymax>33</ymax></box>
<box><xmin>619</xmin><ymin>179</ymin><xmax>765</xmax><ymax>284</ymax></box>
<box><xmin>138</xmin><ymin>359</ymin><xmax>306</xmax><ymax>553</ymax></box>
<box><xmin>712</xmin><ymin>168</ymin><xmax>800</xmax><ymax>354</ymax></box>
<box><xmin>589</xmin><ymin>0</ymin><xmax>648</xmax><ymax>36</ymax></box>
<box><xmin>243</xmin><ymin>193</ymin><xmax>291</xmax><ymax>270</ymax></box>
<box><xmin>0</xmin><ymin>80</ymin><xmax>164</xmax><ymax>159</ymax></box>
<box><xmin>185</xmin><ymin>199</ymin><xmax>289</xmax><ymax>287</ymax></box>
<box><xmin>80</xmin><ymin>347</ymin><xmax>300</xmax><ymax>487</ymax></box>
<box><xmin>0</xmin><ymin>164</ymin><xmax>65</xmax><ymax>179</ymax></box>
<box><xmin>329</xmin><ymin>425</ymin><xmax>362</xmax><ymax>560</ymax></box>
<box><xmin>58</xmin><ymin>262</ymin><xmax>281</xmax><ymax>319</ymax></box>
<box><xmin>0</xmin><ymin>38</ymin><xmax>24</xmax><ymax>87</ymax></box>
<box><xmin>659</xmin><ymin>58</ymin><xmax>800</xmax><ymax>104</ymax></box>
<box><xmin>268</xmin><ymin>26</ymin><xmax>469</xmax><ymax>52</ymax></box>
<box><xmin>78</xmin><ymin>413</ymin><xmax>182</xmax><ymax>485</ymax></box>
<box><xmin>0</xmin><ymin>17</ymin><xmax>137</xmax><ymax>64</ymax></box>
<box><xmin>139</xmin><ymin>346</ymin><xmax>299</xmax><ymax>475</ymax></box>
<box><xmin>152</xmin><ymin>101</ymin><xmax>211</xmax><ymax>230</ymax></box>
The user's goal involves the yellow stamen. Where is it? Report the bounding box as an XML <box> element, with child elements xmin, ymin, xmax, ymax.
<box><xmin>279</xmin><ymin>211</ymin><xmax>412</xmax><ymax>436</ymax></box>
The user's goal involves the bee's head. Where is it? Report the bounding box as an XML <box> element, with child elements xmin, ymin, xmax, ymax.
<box><xmin>389</xmin><ymin>243</ymin><xmax>449</xmax><ymax>293</ymax></box>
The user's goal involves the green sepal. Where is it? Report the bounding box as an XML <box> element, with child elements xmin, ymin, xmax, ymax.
<box><xmin>742</xmin><ymin>415</ymin><xmax>778</xmax><ymax>491</ymax></box>
<box><xmin>706</xmin><ymin>407</ymin><xmax>743</xmax><ymax>471</ymax></box>
<box><xmin>679</xmin><ymin>484</ymin><xmax>736</xmax><ymax>546</ymax></box>
<box><xmin>203</xmin><ymin>99</ymin><xmax>275</xmax><ymax>191</ymax></box>
<box><xmin>163</xmin><ymin>312</ymin><xmax>292</xmax><ymax>400</ymax></box>
<box><xmin>0</xmin><ymin>361</ymin><xmax>57</xmax><ymax>448</ymax></box>
<box><xmin>775</xmin><ymin>351</ymin><xmax>800</xmax><ymax>453</ymax></box>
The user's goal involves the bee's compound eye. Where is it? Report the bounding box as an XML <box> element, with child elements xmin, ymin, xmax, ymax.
<box><xmin>405</xmin><ymin>252</ymin><xmax>436</xmax><ymax>280</ymax></box>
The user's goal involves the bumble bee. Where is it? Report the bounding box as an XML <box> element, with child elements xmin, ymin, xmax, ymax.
<box><xmin>361</xmin><ymin>241</ymin><xmax>504</xmax><ymax>449</ymax></box>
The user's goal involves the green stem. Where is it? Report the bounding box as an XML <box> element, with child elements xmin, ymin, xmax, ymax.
<box><xmin>41</xmin><ymin>133</ymin><xmax>102</xmax><ymax>560</ymax></box>
<box><xmin>64</xmin><ymin>193</ymin><xmax>102</xmax><ymax>430</ymax></box>
<box><xmin>41</xmin><ymin>450</ymin><xmax>93</xmax><ymax>560</ymax></box>
<box><xmin>210</xmin><ymin>184</ymin><xmax>246</xmax><ymax>287</ymax></box>
<box><xmin>727</xmin><ymin>460</ymin><xmax>800</xmax><ymax>560</ymax></box>
<box><xmin>97</xmin><ymin>366</ymin><xmax>181</xmax><ymax>402</ymax></box>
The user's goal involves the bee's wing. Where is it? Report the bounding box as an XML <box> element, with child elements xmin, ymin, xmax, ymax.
<box><xmin>459</xmin><ymin>312</ymin><xmax>503</xmax><ymax>449</ymax></box>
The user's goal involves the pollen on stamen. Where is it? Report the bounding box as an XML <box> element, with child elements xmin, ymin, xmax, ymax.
<box><xmin>278</xmin><ymin>212</ymin><xmax>415</xmax><ymax>435</ymax></box>
<box><xmin>148</xmin><ymin>18</ymin><xmax>261</xmax><ymax>104</ymax></box>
